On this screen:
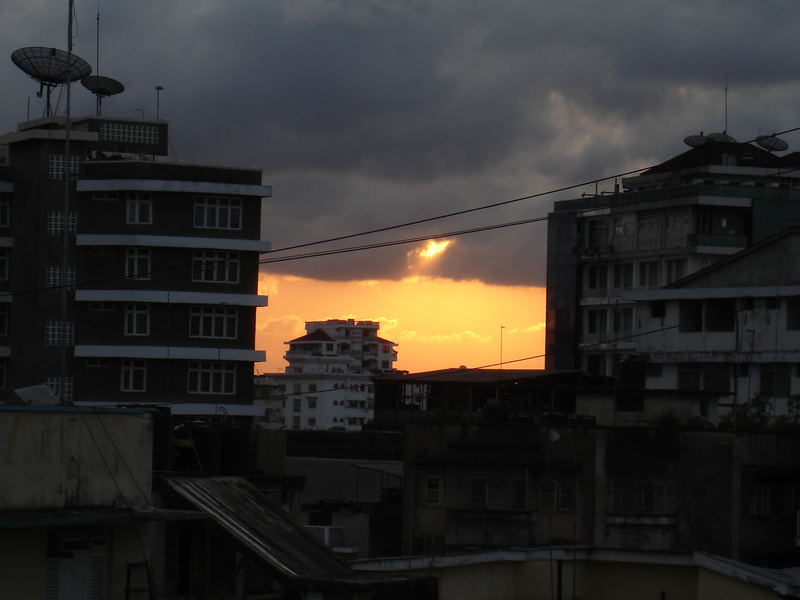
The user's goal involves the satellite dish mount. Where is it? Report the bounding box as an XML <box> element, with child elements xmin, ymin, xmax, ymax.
<box><xmin>11</xmin><ymin>46</ymin><xmax>91</xmax><ymax>117</ymax></box>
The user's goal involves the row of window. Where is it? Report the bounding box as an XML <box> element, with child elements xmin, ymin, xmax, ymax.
<box><xmin>125</xmin><ymin>248</ymin><xmax>241</xmax><ymax>283</ymax></box>
<box><xmin>585</xmin><ymin>297</ymin><xmax>800</xmax><ymax>337</ymax></box>
<box><xmin>45</xmin><ymin>304</ymin><xmax>240</xmax><ymax>343</ymax></box>
<box><xmin>585</xmin><ymin>259</ymin><xmax>688</xmax><ymax>292</ymax></box>
<box><xmin>122</xmin><ymin>360</ymin><xmax>236</xmax><ymax>394</ymax></box>
<box><xmin>97</xmin><ymin>193</ymin><xmax>245</xmax><ymax>230</ymax></box>
<box><xmin>423</xmin><ymin>475</ymin><xmax>575</xmax><ymax>511</ymax></box>
<box><xmin>0</xmin><ymin>248</ymin><xmax>244</xmax><ymax>285</ymax></box>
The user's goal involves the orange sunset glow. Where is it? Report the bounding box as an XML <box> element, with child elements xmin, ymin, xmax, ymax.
<box><xmin>255</xmin><ymin>273</ymin><xmax>546</xmax><ymax>375</ymax></box>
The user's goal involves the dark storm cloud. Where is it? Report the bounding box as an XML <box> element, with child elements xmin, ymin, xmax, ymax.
<box><xmin>5</xmin><ymin>1</ymin><xmax>800</xmax><ymax>285</ymax></box>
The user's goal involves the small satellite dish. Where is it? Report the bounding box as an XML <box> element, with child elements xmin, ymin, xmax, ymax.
<box><xmin>755</xmin><ymin>135</ymin><xmax>789</xmax><ymax>152</ymax></box>
<box><xmin>11</xmin><ymin>46</ymin><xmax>92</xmax><ymax>116</ymax></box>
<box><xmin>82</xmin><ymin>75</ymin><xmax>125</xmax><ymax>116</ymax></box>
<box><xmin>706</xmin><ymin>131</ymin><xmax>738</xmax><ymax>143</ymax></box>
<box><xmin>684</xmin><ymin>134</ymin><xmax>708</xmax><ymax>148</ymax></box>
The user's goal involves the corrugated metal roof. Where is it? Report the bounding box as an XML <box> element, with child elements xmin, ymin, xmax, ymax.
<box><xmin>166</xmin><ymin>476</ymin><xmax>353</xmax><ymax>581</ymax></box>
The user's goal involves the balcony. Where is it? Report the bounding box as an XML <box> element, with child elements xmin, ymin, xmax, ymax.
<box><xmin>688</xmin><ymin>233</ymin><xmax>748</xmax><ymax>251</ymax></box>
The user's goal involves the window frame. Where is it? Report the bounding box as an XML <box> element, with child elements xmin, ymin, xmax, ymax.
<box><xmin>193</xmin><ymin>196</ymin><xmax>242</xmax><ymax>230</ymax></box>
<box><xmin>189</xmin><ymin>305</ymin><xmax>238</xmax><ymax>339</ymax></box>
<box><xmin>126</xmin><ymin>193</ymin><xmax>152</xmax><ymax>225</ymax></box>
<box><xmin>120</xmin><ymin>359</ymin><xmax>147</xmax><ymax>392</ymax></box>
<box><xmin>191</xmin><ymin>250</ymin><xmax>240</xmax><ymax>284</ymax></box>
<box><xmin>124</xmin><ymin>303</ymin><xmax>150</xmax><ymax>336</ymax></box>
<box><xmin>125</xmin><ymin>247</ymin><xmax>151</xmax><ymax>280</ymax></box>
<box><xmin>187</xmin><ymin>361</ymin><xmax>236</xmax><ymax>395</ymax></box>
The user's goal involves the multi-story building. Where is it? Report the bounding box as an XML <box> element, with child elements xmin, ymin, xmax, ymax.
<box><xmin>546</xmin><ymin>135</ymin><xmax>800</xmax><ymax>414</ymax></box>
<box><xmin>275</xmin><ymin>319</ymin><xmax>398</xmax><ymax>430</ymax></box>
<box><xmin>0</xmin><ymin>114</ymin><xmax>270</xmax><ymax>404</ymax></box>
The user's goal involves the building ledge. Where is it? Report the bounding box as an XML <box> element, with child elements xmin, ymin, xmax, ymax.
<box><xmin>74</xmin><ymin>345</ymin><xmax>265</xmax><ymax>362</ymax></box>
<box><xmin>76</xmin><ymin>233</ymin><xmax>270</xmax><ymax>253</ymax></box>
<box><xmin>76</xmin><ymin>289</ymin><xmax>267</xmax><ymax>307</ymax></box>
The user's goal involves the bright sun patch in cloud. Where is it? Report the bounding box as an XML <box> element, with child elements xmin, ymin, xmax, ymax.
<box><xmin>417</xmin><ymin>239</ymin><xmax>451</xmax><ymax>259</ymax></box>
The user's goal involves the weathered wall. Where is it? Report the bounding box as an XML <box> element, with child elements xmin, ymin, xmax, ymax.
<box><xmin>0</xmin><ymin>407</ymin><xmax>152</xmax><ymax>508</ymax></box>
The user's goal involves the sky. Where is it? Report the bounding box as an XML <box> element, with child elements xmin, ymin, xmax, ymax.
<box><xmin>4</xmin><ymin>1</ymin><xmax>800</xmax><ymax>372</ymax></box>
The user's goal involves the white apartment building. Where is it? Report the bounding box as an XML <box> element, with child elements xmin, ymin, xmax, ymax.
<box><xmin>273</xmin><ymin>319</ymin><xmax>398</xmax><ymax>430</ymax></box>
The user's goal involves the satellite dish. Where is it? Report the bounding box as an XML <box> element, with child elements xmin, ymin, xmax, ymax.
<box><xmin>684</xmin><ymin>134</ymin><xmax>708</xmax><ymax>148</ymax></box>
<box><xmin>11</xmin><ymin>46</ymin><xmax>92</xmax><ymax>116</ymax></box>
<box><xmin>755</xmin><ymin>134</ymin><xmax>789</xmax><ymax>152</ymax></box>
<box><xmin>82</xmin><ymin>75</ymin><xmax>125</xmax><ymax>116</ymax></box>
<box><xmin>706</xmin><ymin>131</ymin><xmax>738</xmax><ymax>143</ymax></box>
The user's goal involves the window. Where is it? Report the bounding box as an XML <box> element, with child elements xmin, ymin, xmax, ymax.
<box><xmin>124</xmin><ymin>303</ymin><xmax>150</xmax><ymax>336</ymax></box>
<box><xmin>613</xmin><ymin>263</ymin><xmax>633</xmax><ymax>289</ymax></box>
<box><xmin>100</xmin><ymin>122</ymin><xmax>159</xmax><ymax>144</ymax></box>
<box><xmin>191</xmin><ymin>251</ymin><xmax>239</xmax><ymax>283</ymax></box>
<box><xmin>292</xmin><ymin>416</ymin><xmax>301</xmax><ymax>429</ymax></box>
<box><xmin>425</xmin><ymin>476</ymin><xmax>443</xmax><ymax>505</ymax></box>
<box><xmin>666</xmin><ymin>258</ymin><xmax>688</xmax><ymax>283</ymax></box>
<box><xmin>292</xmin><ymin>383</ymin><xmax>301</xmax><ymax>394</ymax></box>
<box><xmin>126</xmin><ymin>193</ymin><xmax>152</xmax><ymax>224</ymax></box>
<box><xmin>540</xmin><ymin>480</ymin><xmax>574</xmax><ymax>510</ymax></box>
<box><xmin>194</xmin><ymin>197</ymin><xmax>242</xmax><ymax>230</ymax></box>
<box><xmin>121</xmin><ymin>359</ymin><xmax>146</xmax><ymax>392</ymax></box>
<box><xmin>308</xmin><ymin>383</ymin><xmax>317</xmax><ymax>393</ymax></box>
<box><xmin>586</xmin><ymin>354</ymin><xmax>606</xmax><ymax>376</ymax></box>
<box><xmin>0</xmin><ymin>360</ymin><xmax>6</xmax><ymax>389</ymax></box>
<box><xmin>0</xmin><ymin>249</ymin><xmax>8</xmax><ymax>281</ymax></box>
<box><xmin>187</xmin><ymin>361</ymin><xmax>236</xmax><ymax>395</ymax></box>
<box><xmin>0</xmin><ymin>194</ymin><xmax>10</xmax><ymax>227</ymax></box>
<box><xmin>89</xmin><ymin>302</ymin><xmax>114</xmax><ymax>311</ymax></box>
<box><xmin>125</xmin><ymin>248</ymin><xmax>151</xmax><ymax>280</ymax></box>
<box><xmin>47</xmin><ymin>210</ymin><xmax>77</xmax><ymax>235</ymax></box>
<box><xmin>586</xmin><ymin>265</ymin><xmax>608</xmax><ymax>292</ymax></box>
<box><xmin>788</xmin><ymin>297</ymin><xmax>800</xmax><ymax>330</ymax></box>
<box><xmin>678</xmin><ymin>363</ymin><xmax>732</xmax><ymax>393</ymax></box>
<box><xmin>586</xmin><ymin>309</ymin><xmax>607</xmax><ymax>334</ymax></box>
<box><xmin>307</xmin><ymin>398</ymin><xmax>317</xmax><ymax>409</ymax></box>
<box><xmin>613</xmin><ymin>307</ymin><xmax>634</xmax><ymax>333</ymax></box>
<box><xmin>48</xmin><ymin>154</ymin><xmax>80</xmax><ymax>179</ymax></box>
<box><xmin>308</xmin><ymin>417</ymin><xmax>316</xmax><ymax>427</ymax></box>
<box><xmin>760</xmin><ymin>363</ymin><xmax>791</xmax><ymax>397</ymax></box>
<box><xmin>84</xmin><ymin>358</ymin><xmax>108</xmax><ymax>368</ymax></box>
<box><xmin>470</xmin><ymin>479</ymin><xmax>489</xmax><ymax>508</ymax></box>
<box><xmin>587</xmin><ymin>219</ymin><xmax>608</xmax><ymax>247</ymax></box>
<box><xmin>46</xmin><ymin>266</ymin><xmax>76</xmax><ymax>288</ymax></box>
<box><xmin>705</xmin><ymin>299</ymin><xmax>735</xmax><ymax>332</ymax></box>
<box><xmin>92</xmin><ymin>191</ymin><xmax>119</xmax><ymax>202</ymax></box>
<box><xmin>189</xmin><ymin>306</ymin><xmax>238</xmax><ymax>338</ymax></box>
<box><xmin>639</xmin><ymin>261</ymin><xmax>660</xmax><ymax>288</ymax></box>
<box><xmin>510</xmin><ymin>479</ymin><xmax>527</xmax><ymax>510</ymax></box>
<box><xmin>293</xmin><ymin>398</ymin><xmax>301</xmax><ymax>412</ymax></box>
<box><xmin>0</xmin><ymin>305</ymin><xmax>8</xmax><ymax>336</ymax></box>
<box><xmin>679</xmin><ymin>300</ymin><xmax>702</xmax><ymax>332</ymax></box>
<box><xmin>45</xmin><ymin>321</ymin><xmax>74</xmax><ymax>345</ymax></box>
<box><xmin>650</xmin><ymin>300</ymin><xmax>665</xmax><ymax>318</ymax></box>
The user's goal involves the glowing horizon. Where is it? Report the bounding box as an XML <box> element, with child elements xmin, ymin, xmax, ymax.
<box><xmin>256</xmin><ymin>273</ymin><xmax>546</xmax><ymax>375</ymax></box>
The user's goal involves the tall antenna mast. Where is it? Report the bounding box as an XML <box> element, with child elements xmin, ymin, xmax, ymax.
<box><xmin>724</xmin><ymin>73</ymin><xmax>728</xmax><ymax>133</ymax></box>
<box><xmin>81</xmin><ymin>0</ymin><xmax>124</xmax><ymax>116</ymax></box>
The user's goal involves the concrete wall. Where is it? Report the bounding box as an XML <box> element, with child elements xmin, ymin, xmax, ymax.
<box><xmin>0</xmin><ymin>407</ymin><xmax>152</xmax><ymax>509</ymax></box>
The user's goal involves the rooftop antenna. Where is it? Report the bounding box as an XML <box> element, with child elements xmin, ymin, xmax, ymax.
<box><xmin>80</xmin><ymin>0</ymin><xmax>124</xmax><ymax>115</ymax></box>
<box><xmin>724</xmin><ymin>73</ymin><xmax>728</xmax><ymax>134</ymax></box>
<box><xmin>11</xmin><ymin>46</ymin><xmax>91</xmax><ymax>116</ymax></box>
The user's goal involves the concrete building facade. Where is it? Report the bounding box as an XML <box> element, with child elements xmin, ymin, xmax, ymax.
<box><xmin>546</xmin><ymin>137</ymin><xmax>800</xmax><ymax>415</ymax></box>
<box><xmin>0</xmin><ymin>115</ymin><xmax>271</xmax><ymax>404</ymax></box>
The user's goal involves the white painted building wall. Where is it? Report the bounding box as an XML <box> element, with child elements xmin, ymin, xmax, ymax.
<box><xmin>275</xmin><ymin>319</ymin><xmax>398</xmax><ymax>430</ymax></box>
